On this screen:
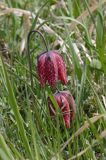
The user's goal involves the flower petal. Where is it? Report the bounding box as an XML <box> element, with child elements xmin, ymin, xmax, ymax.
<box><xmin>55</xmin><ymin>94</ymin><xmax>70</xmax><ymax>128</ymax></box>
<box><xmin>37</xmin><ymin>53</ymin><xmax>46</xmax><ymax>86</ymax></box>
<box><xmin>45</xmin><ymin>51</ymin><xmax>58</xmax><ymax>86</ymax></box>
<box><xmin>60</xmin><ymin>91</ymin><xmax>76</xmax><ymax>114</ymax></box>
<box><xmin>54</xmin><ymin>51</ymin><xmax>67</xmax><ymax>85</ymax></box>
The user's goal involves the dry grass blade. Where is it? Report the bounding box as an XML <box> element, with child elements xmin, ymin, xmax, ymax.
<box><xmin>0</xmin><ymin>3</ymin><xmax>67</xmax><ymax>53</ymax></box>
<box><xmin>0</xmin><ymin>3</ymin><xmax>34</xmax><ymax>18</ymax></box>
<box><xmin>69</xmin><ymin>146</ymin><xmax>90</xmax><ymax>160</ymax></box>
<box><xmin>100</xmin><ymin>130</ymin><xmax>106</xmax><ymax>138</ymax></box>
<box><xmin>102</xmin><ymin>96</ymin><xmax>106</xmax><ymax>109</ymax></box>
<box><xmin>50</xmin><ymin>115</ymin><xmax>104</xmax><ymax>160</ymax></box>
<box><xmin>68</xmin><ymin>129</ymin><xmax>106</xmax><ymax>160</ymax></box>
<box><xmin>60</xmin><ymin>114</ymin><xmax>104</xmax><ymax>152</ymax></box>
<box><xmin>68</xmin><ymin>0</ymin><xmax>106</xmax><ymax>31</ymax></box>
<box><xmin>20</xmin><ymin>14</ymin><xmax>31</xmax><ymax>54</ymax></box>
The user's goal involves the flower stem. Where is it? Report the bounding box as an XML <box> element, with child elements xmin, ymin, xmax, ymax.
<box><xmin>27</xmin><ymin>30</ymin><xmax>48</xmax><ymax>90</ymax></box>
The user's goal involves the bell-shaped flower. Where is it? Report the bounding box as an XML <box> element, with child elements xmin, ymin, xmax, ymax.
<box><xmin>37</xmin><ymin>51</ymin><xmax>67</xmax><ymax>87</ymax></box>
<box><xmin>48</xmin><ymin>91</ymin><xmax>76</xmax><ymax>128</ymax></box>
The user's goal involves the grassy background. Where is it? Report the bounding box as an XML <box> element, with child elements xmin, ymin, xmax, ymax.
<box><xmin>0</xmin><ymin>0</ymin><xmax>106</xmax><ymax>159</ymax></box>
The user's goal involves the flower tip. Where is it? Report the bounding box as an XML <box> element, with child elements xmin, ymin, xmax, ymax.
<box><xmin>65</xmin><ymin>120</ymin><xmax>70</xmax><ymax>128</ymax></box>
<box><xmin>63</xmin><ymin>78</ymin><xmax>68</xmax><ymax>85</ymax></box>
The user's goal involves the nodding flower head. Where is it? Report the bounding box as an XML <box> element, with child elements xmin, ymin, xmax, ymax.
<box><xmin>48</xmin><ymin>91</ymin><xmax>76</xmax><ymax>128</ymax></box>
<box><xmin>37</xmin><ymin>51</ymin><xmax>67</xmax><ymax>87</ymax></box>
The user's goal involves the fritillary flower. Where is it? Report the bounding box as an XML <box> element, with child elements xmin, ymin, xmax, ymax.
<box><xmin>48</xmin><ymin>91</ymin><xmax>76</xmax><ymax>128</ymax></box>
<box><xmin>37</xmin><ymin>51</ymin><xmax>67</xmax><ymax>87</ymax></box>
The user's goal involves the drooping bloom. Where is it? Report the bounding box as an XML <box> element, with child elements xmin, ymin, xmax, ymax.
<box><xmin>37</xmin><ymin>51</ymin><xmax>67</xmax><ymax>87</ymax></box>
<box><xmin>48</xmin><ymin>91</ymin><xmax>76</xmax><ymax>128</ymax></box>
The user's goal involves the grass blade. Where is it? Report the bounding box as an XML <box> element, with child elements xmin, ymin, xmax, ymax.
<box><xmin>0</xmin><ymin>134</ymin><xmax>14</xmax><ymax>160</ymax></box>
<box><xmin>0</xmin><ymin>56</ymin><xmax>33</xmax><ymax>159</ymax></box>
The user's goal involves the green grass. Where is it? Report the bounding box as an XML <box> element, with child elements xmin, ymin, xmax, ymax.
<box><xmin>0</xmin><ymin>0</ymin><xmax>106</xmax><ymax>159</ymax></box>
